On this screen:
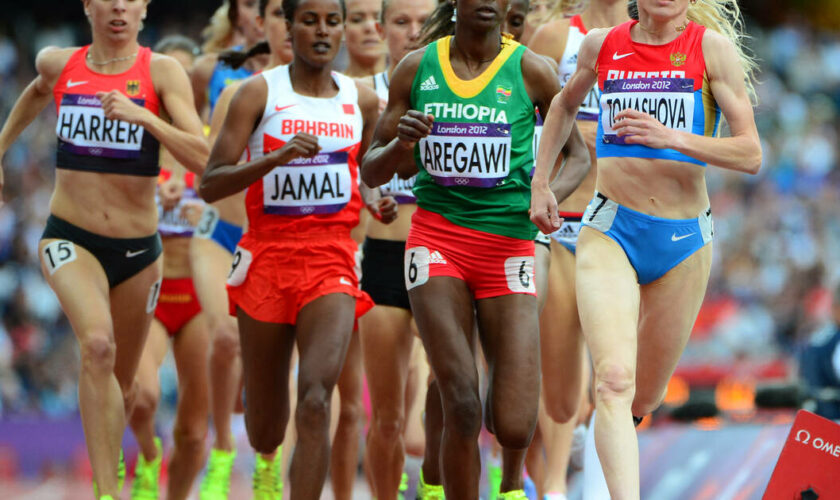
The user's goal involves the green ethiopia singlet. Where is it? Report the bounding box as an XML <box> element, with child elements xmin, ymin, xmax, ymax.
<box><xmin>411</xmin><ymin>35</ymin><xmax>537</xmax><ymax>240</ymax></box>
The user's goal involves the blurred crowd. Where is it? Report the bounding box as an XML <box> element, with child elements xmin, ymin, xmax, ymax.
<box><xmin>0</xmin><ymin>13</ymin><xmax>838</xmax><ymax>417</ymax></box>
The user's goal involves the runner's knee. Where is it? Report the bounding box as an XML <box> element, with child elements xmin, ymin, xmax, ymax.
<box><xmin>79</xmin><ymin>332</ymin><xmax>116</xmax><ymax>377</ymax></box>
<box><xmin>594</xmin><ymin>362</ymin><xmax>635</xmax><ymax>409</ymax></box>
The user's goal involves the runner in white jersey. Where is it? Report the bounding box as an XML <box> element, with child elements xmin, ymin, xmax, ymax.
<box><xmin>200</xmin><ymin>0</ymin><xmax>386</xmax><ymax>496</ymax></box>
<box><xmin>356</xmin><ymin>1</ymin><xmax>438</xmax><ymax>497</ymax></box>
<box><xmin>529</xmin><ymin>2</ymin><xmax>629</xmax><ymax>498</ymax></box>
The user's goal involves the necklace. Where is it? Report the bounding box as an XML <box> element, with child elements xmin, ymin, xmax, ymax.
<box><xmin>638</xmin><ymin>19</ymin><xmax>689</xmax><ymax>35</ymax></box>
<box><xmin>86</xmin><ymin>50</ymin><xmax>138</xmax><ymax>66</ymax></box>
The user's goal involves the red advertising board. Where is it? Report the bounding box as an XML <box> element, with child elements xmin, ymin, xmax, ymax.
<box><xmin>764</xmin><ymin>410</ymin><xmax>840</xmax><ymax>499</ymax></box>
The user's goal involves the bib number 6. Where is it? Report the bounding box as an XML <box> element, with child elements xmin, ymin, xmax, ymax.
<box><xmin>404</xmin><ymin>247</ymin><xmax>430</xmax><ymax>290</ymax></box>
<box><xmin>505</xmin><ymin>256</ymin><xmax>535</xmax><ymax>294</ymax></box>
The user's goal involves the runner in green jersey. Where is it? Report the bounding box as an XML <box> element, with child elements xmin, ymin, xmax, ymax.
<box><xmin>361</xmin><ymin>0</ymin><xmax>589</xmax><ymax>496</ymax></box>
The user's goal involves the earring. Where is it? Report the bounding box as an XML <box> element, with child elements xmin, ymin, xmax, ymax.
<box><xmin>451</xmin><ymin>5</ymin><xmax>457</xmax><ymax>22</ymax></box>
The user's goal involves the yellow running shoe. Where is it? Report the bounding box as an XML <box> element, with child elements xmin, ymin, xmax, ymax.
<box><xmin>93</xmin><ymin>448</ymin><xmax>126</xmax><ymax>498</ymax></box>
<box><xmin>200</xmin><ymin>448</ymin><xmax>236</xmax><ymax>500</ymax></box>
<box><xmin>100</xmin><ymin>496</ymin><xmax>115</xmax><ymax>500</ymax></box>
<box><xmin>272</xmin><ymin>446</ymin><xmax>284</xmax><ymax>497</ymax></box>
<box><xmin>131</xmin><ymin>438</ymin><xmax>162</xmax><ymax>500</ymax></box>
<box><xmin>499</xmin><ymin>490</ymin><xmax>527</xmax><ymax>499</ymax></box>
<box><xmin>253</xmin><ymin>454</ymin><xmax>278</xmax><ymax>500</ymax></box>
<box><xmin>418</xmin><ymin>469</ymin><xmax>445</xmax><ymax>500</ymax></box>
<box><xmin>398</xmin><ymin>471</ymin><xmax>409</xmax><ymax>500</ymax></box>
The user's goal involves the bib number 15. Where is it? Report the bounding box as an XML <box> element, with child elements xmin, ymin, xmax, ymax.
<box><xmin>42</xmin><ymin>240</ymin><xmax>77</xmax><ymax>276</ymax></box>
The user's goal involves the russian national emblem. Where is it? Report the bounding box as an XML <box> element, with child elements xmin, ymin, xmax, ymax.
<box><xmin>670</xmin><ymin>52</ymin><xmax>687</xmax><ymax>67</ymax></box>
<box><xmin>126</xmin><ymin>80</ymin><xmax>141</xmax><ymax>96</ymax></box>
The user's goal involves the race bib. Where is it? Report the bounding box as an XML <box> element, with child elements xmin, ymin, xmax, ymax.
<box><xmin>56</xmin><ymin>94</ymin><xmax>146</xmax><ymax>158</ymax></box>
<box><xmin>381</xmin><ymin>173</ymin><xmax>416</xmax><ymax>204</ymax></box>
<box><xmin>42</xmin><ymin>240</ymin><xmax>77</xmax><ymax>275</ymax></box>
<box><xmin>194</xmin><ymin>205</ymin><xmax>220</xmax><ymax>239</ymax></box>
<box><xmin>227</xmin><ymin>246</ymin><xmax>253</xmax><ymax>287</ymax></box>
<box><xmin>505</xmin><ymin>256</ymin><xmax>536</xmax><ymax>294</ymax></box>
<box><xmin>404</xmin><ymin>246</ymin><xmax>430</xmax><ymax>290</ymax></box>
<box><xmin>418</xmin><ymin>122</ymin><xmax>511</xmax><ymax>188</ymax></box>
<box><xmin>600</xmin><ymin>78</ymin><xmax>695</xmax><ymax>145</ymax></box>
<box><xmin>263</xmin><ymin>152</ymin><xmax>352</xmax><ymax>216</ymax></box>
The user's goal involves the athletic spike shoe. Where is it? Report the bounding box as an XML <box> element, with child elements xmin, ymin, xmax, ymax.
<box><xmin>100</xmin><ymin>496</ymin><xmax>115</xmax><ymax>500</ymax></box>
<box><xmin>252</xmin><ymin>454</ymin><xmax>278</xmax><ymax>500</ymax></box>
<box><xmin>200</xmin><ymin>448</ymin><xmax>236</xmax><ymax>500</ymax></box>
<box><xmin>272</xmin><ymin>447</ymin><xmax>284</xmax><ymax>497</ymax></box>
<box><xmin>418</xmin><ymin>469</ymin><xmax>445</xmax><ymax>500</ymax></box>
<box><xmin>93</xmin><ymin>448</ymin><xmax>127</xmax><ymax>498</ymax></box>
<box><xmin>131</xmin><ymin>437</ymin><xmax>162</xmax><ymax>499</ymax></box>
<box><xmin>487</xmin><ymin>463</ymin><xmax>502</xmax><ymax>500</ymax></box>
<box><xmin>499</xmin><ymin>490</ymin><xmax>528</xmax><ymax>499</ymax></box>
<box><xmin>398</xmin><ymin>471</ymin><xmax>409</xmax><ymax>500</ymax></box>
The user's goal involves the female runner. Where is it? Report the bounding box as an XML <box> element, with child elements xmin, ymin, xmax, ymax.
<box><xmin>529</xmin><ymin>1</ymin><xmax>628</xmax><ymax>498</ymax></box>
<box><xmin>531</xmin><ymin>0</ymin><xmax>760</xmax><ymax>497</ymax></box>
<box><xmin>0</xmin><ymin>1</ymin><xmax>207</xmax><ymax>499</ymax></box>
<box><xmin>362</xmin><ymin>0</ymin><xmax>588</xmax><ymax>496</ymax></box>
<box><xmin>195</xmin><ymin>1</ymin><xmax>294</xmax><ymax>497</ymax></box>
<box><xmin>200</xmin><ymin>0</ymin><xmax>383</xmax><ymax>497</ymax></box>
<box><xmin>192</xmin><ymin>0</ymin><xmax>266</xmax><ymax>119</ymax></box>
<box><xmin>356</xmin><ymin>0</ymin><xmax>437</xmax><ymax>497</ymax></box>
<box><xmin>127</xmin><ymin>35</ymin><xmax>211</xmax><ymax>500</ymax></box>
<box><xmin>342</xmin><ymin>0</ymin><xmax>386</xmax><ymax>77</ymax></box>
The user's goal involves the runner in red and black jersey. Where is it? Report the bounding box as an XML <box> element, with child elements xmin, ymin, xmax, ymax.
<box><xmin>0</xmin><ymin>2</ymin><xmax>207</xmax><ymax>499</ymax></box>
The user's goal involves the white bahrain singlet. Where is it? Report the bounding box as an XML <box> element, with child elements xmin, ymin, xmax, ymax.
<box><xmin>558</xmin><ymin>15</ymin><xmax>599</xmax><ymax>121</ymax></box>
<box><xmin>244</xmin><ymin>65</ymin><xmax>364</xmax><ymax>234</ymax></box>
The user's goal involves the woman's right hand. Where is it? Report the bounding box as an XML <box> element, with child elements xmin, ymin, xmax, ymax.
<box><xmin>530</xmin><ymin>181</ymin><xmax>563</xmax><ymax>235</ymax></box>
<box><xmin>396</xmin><ymin>110</ymin><xmax>434</xmax><ymax>148</ymax></box>
<box><xmin>270</xmin><ymin>133</ymin><xmax>322</xmax><ymax>165</ymax></box>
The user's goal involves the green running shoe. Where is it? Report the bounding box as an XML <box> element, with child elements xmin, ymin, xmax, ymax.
<box><xmin>253</xmin><ymin>454</ymin><xmax>279</xmax><ymax>500</ymax></box>
<box><xmin>131</xmin><ymin>437</ymin><xmax>162</xmax><ymax>499</ymax></box>
<box><xmin>272</xmin><ymin>446</ymin><xmax>284</xmax><ymax>497</ymax></box>
<box><xmin>398</xmin><ymin>471</ymin><xmax>409</xmax><ymax>500</ymax></box>
<box><xmin>418</xmin><ymin>469</ymin><xmax>445</xmax><ymax>500</ymax></box>
<box><xmin>499</xmin><ymin>490</ymin><xmax>528</xmax><ymax>500</ymax></box>
<box><xmin>487</xmin><ymin>463</ymin><xmax>502</xmax><ymax>500</ymax></box>
<box><xmin>93</xmin><ymin>448</ymin><xmax>126</xmax><ymax>498</ymax></box>
<box><xmin>200</xmin><ymin>447</ymin><xmax>236</xmax><ymax>500</ymax></box>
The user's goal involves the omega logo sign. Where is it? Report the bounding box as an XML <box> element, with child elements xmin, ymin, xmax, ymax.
<box><xmin>794</xmin><ymin>429</ymin><xmax>840</xmax><ymax>458</ymax></box>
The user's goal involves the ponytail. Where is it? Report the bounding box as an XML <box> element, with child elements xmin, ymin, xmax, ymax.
<box><xmin>419</xmin><ymin>1</ymin><xmax>455</xmax><ymax>47</ymax></box>
<box><xmin>218</xmin><ymin>40</ymin><xmax>270</xmax><ymax>69</ymax></box>
<box><xmin>202</xmin><ymin>2</ymin><xmax>236</xmax><ymax>54</ymax></box>
<box><xmin>629</xmin><ymin>0</ymin><xmax>758</xmax><ymax>101</ymax></box>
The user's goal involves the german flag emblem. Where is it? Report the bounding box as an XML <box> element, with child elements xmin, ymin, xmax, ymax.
<box><xmin>126</xmin><ymin>80</ymin><xmax>141</xmax><ymax>96</ymax></box>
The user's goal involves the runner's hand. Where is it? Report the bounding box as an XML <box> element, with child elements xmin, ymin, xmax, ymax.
<box><xmin>96</xmin><ymin>90</ymin><xmax>152</xmax><ymax>125</ymax></box>
<box><xmin>530</xmin><ymin>182</ymin><xmax>563</xmax><ymax>235</ymax></box>
<box><xmin>613</xmin><ymin>108</ymin><xmax>675</xmax><ymax>149</ymax></box>
<box><xmin>396</xmin><ymin>110</ymin><xmax>434</xmax><ymax>149</ymax></box>
<box><xmin>159</xmin><ymin>176</ymin><xmax>185</xmax><ymax>211</ymax></box>
<box><xmin>270</xmin><ymin>133</ymin><xmax>321</xmax><ymax>165</ymax></box>
<box><xmin>371</xmin><ymin>196</ymin><xmax>398</xmax><ymax>224</ymax></box>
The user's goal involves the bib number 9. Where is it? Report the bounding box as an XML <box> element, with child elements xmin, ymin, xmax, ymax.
<box><xmin>42</xmin><ymin>240</ymin><xmax>77</xmax><ymax>276</ymax></box>
<box><xmin>404</xmin><ymin>247</ymin><xmax>430</xmax><ymax>290</ymax></box>
<box><xmin>227</xmin><ymin>246</ymin><xmax>253</xmax><ymax>287</ymax></box>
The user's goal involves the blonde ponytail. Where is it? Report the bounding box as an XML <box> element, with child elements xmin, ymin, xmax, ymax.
<box><xmin>687</xmin><ymin>0</ymin><xmax>758</xmax><ymax>101</ymax></box>
<box><xmin>548</xmin><ymin>0</ymin><xmax>587</xmax><ymax>21</ymax></box>
<box><xmin>201</xmin><ymin>2</ymin><xmax>236</xmax><ymax>54</ymax></box>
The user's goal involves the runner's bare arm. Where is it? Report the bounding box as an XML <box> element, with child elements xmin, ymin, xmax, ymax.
<box><xmin>530</xmin><ymin>29</ymin><xmax>604</xmax><ymax>233</ymax></box>
<box><xmin>0</xmin><ymin>47</ymin><xmax>74</xmax><ymax>202</ymax></box>
<box><xmin>200</xmin><ymin>76</ymin><xmax>320</xmax><ymax>202</ymax></box>
<box><xmin>361</xmin><ymin>49</ymin><xmax>428</xmax><ymax>187</ymax></box>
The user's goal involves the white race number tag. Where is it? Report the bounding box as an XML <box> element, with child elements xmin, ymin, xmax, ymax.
<box><xmin>194</xmin><ymin>205</ymin><xmax>220</xmax><ymax>239</ymax></box>
<box><xmin>42</xmin><ymin>240</ymin><xmax>78</xmax><ymax>275</ymax></box>
<box><xmin>405</xmin><ymin>246</ymin><xmax>430</xmax><ymax>290</ymax></box>
<box><xmin>146</xmin><ymin>279</ymin><xmax>162</xmax><ymax>313</ymax></box>
<box><xmin>505</xmin><ymin>256</ymin><xmax>535</xmax><ymax>294</ymax></box>
<box><xmin>227</xmin><ymin>246</ymin><xmax>253</xmax><ymax>287</ymax></box>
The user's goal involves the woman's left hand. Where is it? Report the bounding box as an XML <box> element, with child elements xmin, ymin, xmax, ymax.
<box><xmin>96</xmin><ymin>90</ymin><xmax>151</xmax><ymax>125</ymax></box>
<box><xmin>613</xmin><ymin>108</ymin><xmax>676</xmax><ymax>149</ymax></box>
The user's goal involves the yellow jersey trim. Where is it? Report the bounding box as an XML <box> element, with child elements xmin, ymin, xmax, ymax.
<box><xmin>437</xmin><ymin>35</ymin><xmax>520</xmax><ymax>99</ymax></box>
